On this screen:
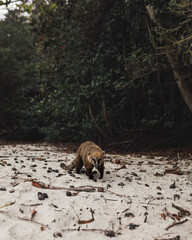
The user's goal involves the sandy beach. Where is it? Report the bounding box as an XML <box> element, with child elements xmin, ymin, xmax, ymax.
<box><xmin>0</xmin><ymin>143</ymin><xmax>191</xmax><ymax>240</ymax></box>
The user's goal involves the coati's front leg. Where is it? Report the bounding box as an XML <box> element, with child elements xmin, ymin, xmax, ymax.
<box><xmin>85</xmin><ymin>167</ymin><xmax>94</xmax><ymax>179</ymax></box>
<box><xmin>84</xmin><ymin>162</ymin><xmax>94</xmax><ymax>179</ymax></box>
<box><xmin>98</xmin><ymin>167</ymin><xmax>104</xmax><ymax>179</ymax></box>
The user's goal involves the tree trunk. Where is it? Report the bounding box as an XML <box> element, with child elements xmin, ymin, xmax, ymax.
<box><xmin>166</xmin><ymin>48</ymin><xmax>192</xmax><ymax>113</ymax></box>
<box><xmin>145</xmin><ymin>4</ymin><xmax>192</xmax><ymax>113</ymax></box>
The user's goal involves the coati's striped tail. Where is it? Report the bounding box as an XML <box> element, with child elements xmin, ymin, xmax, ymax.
<box><xmin>60</xmin><ymin>161</ymin><xmax>75</xmax><ymax>171</ymax></box>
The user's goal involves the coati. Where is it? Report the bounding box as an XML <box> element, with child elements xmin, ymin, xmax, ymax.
<box><xmin>60</xmin><ymin>141</ymin><xmax>105</xmax><ymax>179</ymax></box>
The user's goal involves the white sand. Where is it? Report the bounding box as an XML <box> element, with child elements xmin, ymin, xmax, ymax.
<box><xmin>0</xmin><ymin>144</ymin><xmax>191</xmax><ymax>240</ymax></box>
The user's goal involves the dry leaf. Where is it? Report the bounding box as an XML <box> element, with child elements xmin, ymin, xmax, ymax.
<box><xmin>31</xmin><ymin>209</ymin><xmax>37</xmax><ymax>220</ymax></box>
<box><xmin>0</xmin><ymin>201</ymin><xmax>15</xmax><ymax>209</ymax></box>
<box><xmin>78</xmin><ymin>218</ymin><xmax>94</xmax><ymax>224</ymax></box>
<box><xmin>160</xmin><ymin>213</ymin><xmax>166</xmax><ymax>220</ymax></box>
<box><xmin>98</xmin><ymin>187</ymin><xmax>104</xmax><ymax>192</ymax></box>
<box><xmin>32</xmin><ymin>181</ymin><xmax>42</xmax><ymax>188</ymax></box>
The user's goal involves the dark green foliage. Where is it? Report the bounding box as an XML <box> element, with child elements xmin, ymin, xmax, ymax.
<box><xmin>0</xmin><ymin>0</ymin><xmax>191</xmax><ymax>148</ymax></box>
<box><xmin>0</xmin><ymin>10</ymin><xmax>40</xmax><ymax>139</ymax></box>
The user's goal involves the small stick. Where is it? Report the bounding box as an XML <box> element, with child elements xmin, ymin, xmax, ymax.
<box><xmin>165</xmin><ymin>219</ymin><xmax>188</xmax><ymax>231</ymax></box>
<box><xmin>61</xmin><ymin>227</ymin><xmax>116</xmax><ymax>236</ymax></box>
<box><xmin>101</xmin><ymin>195</ymin><xmax>107</xmax><ymax>203</ymax></box>
<box><xmin>79</xmin><ymin>185</ymin><xmax>111</xmax><ymax>194</ymax></box>
<box><xmin>106</xmin><ymin>189</ymin><xmax>132</xmax><ymax>201</ymax></box>
<box><xmin>172</xmin><ymin>203</ymin><xmax>191</xmax><ymax>216</ymax></box>
<box><xmin>71</xmin><ymin>206</ymin><xmax>80</xmax><ymax>221</ymax></box>
<box><xmin>144</xmin><ymin>212</ymin><xmax>148</xmax><ymax>223</ymax></box>
<box><xmin>105</xmin><ymin>199</ymin><xmax>118</xmax><ymax>202</ymax></box>
<box><xmin>164</xmin><ymin>208</ymin><xmax>175</xmax><ymax>220</ymax></box>
<box><xmin>0</xmin><ymin>211</ymin><xmax>9</xmax><ymax>214</ymax></box>
<box><xmin>21</xmin><ymin>203</ymin><xmax>43</xmax><ymax>207</ymax></box>
<box><xmin>155</xmin><ymin>235</ymin><xmax>180</xmax><ymax>240</ymax></box>
<box><xmin>122</xmin><ymin>208</ymin><xmax>130</xmax><ymax>213</ymax></box>
<box><xmin>18</xmin><ymin>217</ymin><xmax>50</xmax><ymax>229</ymax></box>
<box><xmin>72</xmin><ymin>207</ymin><xmax>95</xmax><ymax>225</ymax></box>
<box><xmin>61</xmin><ymin>228</ymin><xmax>104</xmax><ymax>232</ymax></box>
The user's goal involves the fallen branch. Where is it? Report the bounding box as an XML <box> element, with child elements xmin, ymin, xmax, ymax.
<box><xmin>165</xmin><ymin>219</ymin><xmax>188</xmax><ymax>231</ymax></box>
<box><xmin>32</xmin><ymin>181</ymin><xmax>132</xmax><ymax>200</ymax></box>
<box><xmin>32</xmin><ymin>181</ymin><xmax>96</xmax><ymax>192</ymax></box>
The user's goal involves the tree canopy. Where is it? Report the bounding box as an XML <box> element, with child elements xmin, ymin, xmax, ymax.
<box><xmin>0</xmin><ymin>0</ymin><xmax>191</xmax><ymax>149</ymax></box>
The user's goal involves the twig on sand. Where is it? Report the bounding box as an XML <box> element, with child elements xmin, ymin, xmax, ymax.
<box><xmin>105</xmin><ymin>188</ymin><xmax>132</xmax><ymax>201</ymax></box>
<box><xmin>32</xmin><ymin>181</ymin><xmax>96</xmax><ymax>192</ymax></box>
<box><xmin>0</xmin><ymin>211</ymin><xmax>9</xmax><ymax>214</ymax></box>
<box><xmin>79</xmin><ymin>185</ymin><xmax>132</xmax><ymax>200</ymax></box>
<box><xmin>18</xmin><ymin>217</ymin><xmax>50</xmax><ymax>229</ymax></box>
<box><xmin>71</xmin><ymin>206</ymin><xmax>95</xmax><ymax>224</ymax></box>
<box><xmin>61</xmin><ymin>227</ymin><xmax>117</xmax><ymax>237</ymax></box>
<box><xmin>32</xmin><ymin>181</ymin><xmax>132</xmax><ymax>200</ymax></box>
<box><xmin>62</xmin><ymin>228</ymin><xmax>104</xmax><ymax>232</ymax></box>
<box><xmin>155</xmin><ymin>235</ymin><xmax>180</xmax><ymax>240</ymax></box>
<box><xmin>165</xmin><ymin>219</ymin><xmax>188</xmax><ymax>231</ymax></box>
<box><xmin>164</xmin><ymin>208</ymin><xmax>175</xmax><ymax>220</ymax></box>
<box><xmin>78</xmin><ymin>208</ymin><xmax>95</xmax><ymax>225</ymax></box>
<box><xmin>171</xmin><ymin>203</ymin><xmax>191</xmax><ymax>216</ymax></box>
<box><xmin>21</xmin><ymin>203</ymin><xmax>43</xmax><ymax>207</ymax></box>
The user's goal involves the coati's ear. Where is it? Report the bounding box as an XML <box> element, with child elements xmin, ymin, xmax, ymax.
<box><xmin>102</xmin><ymin>151</ymin><xmax>105</xmax><ymax>155</ymax></box>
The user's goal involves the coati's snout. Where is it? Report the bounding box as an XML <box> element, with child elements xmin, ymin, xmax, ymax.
<box><xmin>91</xmin><ymin>157</ymin><xmax>102</xmax><ymax>169</ymax></box>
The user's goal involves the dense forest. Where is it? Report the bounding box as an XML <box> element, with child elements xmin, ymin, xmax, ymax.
<box><xmin>0</xmin><ymin>0</ymin><xmax>192</xmax><ymax>149</ymax></box>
